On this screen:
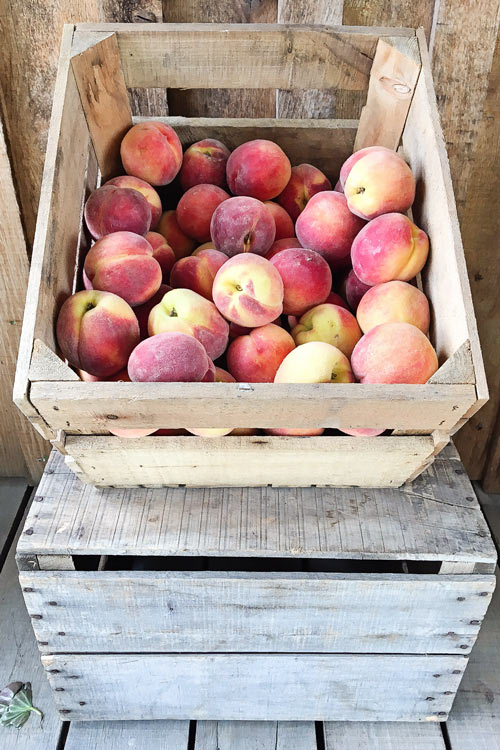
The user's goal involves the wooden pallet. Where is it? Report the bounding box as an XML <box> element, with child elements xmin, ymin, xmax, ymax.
<box><xmin>13</xmin><ymin>22</ymin><xmax>487</xmax><ymax>488</ymax></box>
<box><xmin>15</xmin><ymin>444</ymin><xmax>497</xmax><ymax>723</ymax></box>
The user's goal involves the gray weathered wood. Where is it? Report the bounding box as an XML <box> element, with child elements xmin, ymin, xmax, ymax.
<box><xmin>0</xmin><ymin>502</ymin><xmax>63</xmax><ymax>749</ymax></box>
<box><xmin>196</xmin><ymin>721</ymin><xmax>317</xmax><ymax>749</ymax></box>
<box><xmin>19</xmin><ymin>570</ymin><xmax>494</xmax><ymax>655</ymax></box>
<box><xmin>41</xmin><ymin>652</ymin><xmax>465</xmax><ymax>721</ymax></box>
<box><xmin>323</xmin><ymin>721</ymin><xmax>446</xmax><ymax>748</ymax></box>
<box><xmin>17</xmin><ymin>446</ymin><xmax>497</xmax><ymax>566</ymax></box>
<box><xmin>65</xmin><ymin>719</ymin><xmax>190</xmax><ymax>749</ymax></box>
<box><xmin>446</xmin><ymin>569</ymin><xmax>500</xmax><ymax>748</ymax></box>
<box><xmin>0</xmin><ymin>479</ymin><xmax>27</xmax><ymax>566</ymax></box>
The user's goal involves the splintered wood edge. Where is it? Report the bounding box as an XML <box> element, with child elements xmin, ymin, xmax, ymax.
<box><xmin>354</xmin><ymin>37</ymin><xmax>421</xmax><ymax>151</ymax></box>
<box><xmin>428</xmin><ymin>340</ymin><xmax>476</xmax><ymax>385</ymax></box>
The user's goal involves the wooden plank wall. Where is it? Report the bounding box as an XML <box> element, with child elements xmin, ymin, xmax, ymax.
<box><xmin>0</xmin><ymin>0</ymin><xmax>499</xmax><ymax>486</ymax></box>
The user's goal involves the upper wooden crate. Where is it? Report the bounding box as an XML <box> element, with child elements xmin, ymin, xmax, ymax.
<box><xmin>13</xmin><ymin>23</ymin><xmax>487</xmax><ymax>487</ymax></box>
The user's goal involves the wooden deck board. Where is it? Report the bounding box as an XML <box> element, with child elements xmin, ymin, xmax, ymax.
<box><xmin>16</xmin><ymin>446</ymin><xmax>496</xmax><ymax>564</ymax></box>
<box><xmin>65</xmin><ymin>720</ymin><xmax>191</xmax><ymax>749</ymax></box>
<box><xmin>323</xmin><ymin>721</ymin><xmax>446</xmax><ymax>748</ymax></box>
<box><xmin>195</xmin><ymin>721</ymin><xmax>317</xmax><ymax>749</ymax></box>
<box><xmin>0</xmin><ymin>478</ymin><xmax>27</xmax><ymax>566</ymax></box>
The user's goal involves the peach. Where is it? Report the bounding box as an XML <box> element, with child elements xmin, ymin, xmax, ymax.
<box><xmin>78</xmin><ymin>367</ymin><xmax>130</xmax><ymax>382</ymax></box>
<box><xmin>82</xmin><ymin>269</ymin><xmax>93</xmax><ymax>290</ymax></box>
<box><xmin>212</xmin><ymin>253</ymin><xmax>284</xmax><ymax>327</ymax></box>
<box><xmin>210</xmin><ymin>196</ymin><xmax>275</xmax><ymax>257</ymax></box>
<box><xmin>231</xmin><ymin>428</ymin><xmax>259</xmax><ymax>436</ymax></box>
<box><xmin>351</xmin><ymin>213</ymin><xmax>429</xmax><ymax>285</ymax></box>
<box><xmin>148</xmin><ymin>288</ymin><xmax>229</xmax><ymax>360</ymax></box>
<box><xmin>264</xmin><ymin>202</ymin><xmax>295</xmax><ymax>240</ymax></box>
<box><xmin>84</xmin><ymin>184</ymin><xmax>151</xmax><ymax>240</ymax></box>
<box><xmin>265</xmin><ymin>237</ymin><xmax>302</xmax><ymax>260</ymax></box>
<box><xmin>145</xmin><ymin>231</ymin><xmax>175</xmax><ymax>282</ymax></box>
<box><xmin>179</xmin><ymin>138</ymin><xmax>230</xmax><ymax>191</ymax></box>
<box><xmin>344</xmin><ymin>269</ymin><xmax>372</xmax><ymax>311</ymax></box>
<box><xmin>275</xmin><ymin>341</ymin><xmax>354</xmax><ymax>384</ymax></box>
<box><xmin>56</xmin><ymin>290</ymin><xmax>139</xmax><ymax>378</ymax></box>
<box><xmin>84</xmin><ymin>231</ymin><xmax>162</xmax><ymax>307</ymax></box>
<box><xmin>176</xmin><ymin>184</ymin><xmax>230</xmax><ymax>243</ymax></box>
<box><xmin>202</xmin><ymin>358</ymin><xmax>216</xmax><ymax>382</ymax></box>
<box><xmin>343</xmin><ymin>149</ymin><xmax>416</xmax><ymax>220</ymax></box>
<box><xmin>170</xmin><ymin>248</ymin><xmax>228</xmax><ymax>301</ymax></box>
<box><xmin>351</xmin><ymin>322</ymin><xmax>438</xmax><ymax>384</ymax></box>
<box><xmin>134</xmin><ymin>283</ymin><xmax>171</xmax><ymax>339</ymax></box>
<box><xmin>277</xmin><ymin>164</ymin><xmax>332</xmax><ymax>221</ymax></box>
<box><xmin>105</xmin><ymin>176</ymin><xmax>162</xmax><ymax>229</ymax></box>
<box><xmin>357</xmin><ymin>280</ymin><xmax>430</xmax><ymax>334</ymax></box>
<box><xmin>109</xmin><ymin>427</ymin><xmax>156</xmax><ymax>438</ymax></box>
<box><xmin>157</xmin><ymin>210</ymin><xmax>197</xmax><ymax>260</ymax></box>
<box><xmin>295</xmin><ymin>191</ymin><xmax>365</xmax><ymax>269</ymax></box>
<box><xmin>227</xmin><ymin>323</ymin><xmax>295</xmax><ymax>383</ymax></box>
<box><xmin>215</xmin><ymin>366</ymin><xmax>236</xmax><ymax>383</ymax></box>
<box><xmin>339</xmin><ymin>428</ymin><xmax>385</xmax><ymax>437</ymax></box>
<box><xmin>128</xmin><ymin>331</ymin><xmax>213</xmax><ymax>382</ymax></box>
<box><xmin>287</xmin><ymin>290</ymin><xmax>348</xmax><ymax>331</ymax></box>
<box><xmin>292</xmin><ymin>303</ymin><xmax>362</xmax><ymax>358</ymax></box>
<box><xmin>333</xmin><ymin>180</ymin><xmax>343</xmax><ymax>193</ymax></box>
<box><xmin>270</xmin><ymin>248</ymin><xmax>332</xmax><ymax>316</ymax></box>
<box><xmin>226</xmin><ymin>139</ymin><xmax>291</xmax><ymax>200</ymax></box>
<box><xmin>193</xmin><ymin>242</ymin><xmax>216</xmax><ymax>253</ymax></box>
<box><xmin>120</xmin><ymin>122</ymin><xmax>183</xmax><ymax>186</ymax></box>
<box><xmin>187</xmin><ymin>427</ymin><xmax>233</xmax><ymax>437</ymax></box>
<box><xmin>265</xmin><ymin>427</ymin><xmax>325</xmax><ymax>437</ymax></box>
<box><xmin>339</xmin><ymin>146</ymin><xmax>392</xmax><ymax>188</ymax></box>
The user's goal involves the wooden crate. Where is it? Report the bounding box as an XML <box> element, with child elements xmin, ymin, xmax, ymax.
<box><xmin>16</xmin><ymin>445</ymin><xmax>496</xmax><ymax>722</ymax></box>
<box><xmin>13</xmin><ymin>23</ymin><xmax>487</xmax><ymax>487</ymax></box>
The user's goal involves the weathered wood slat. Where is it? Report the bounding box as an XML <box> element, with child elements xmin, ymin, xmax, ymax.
<box><xmin>323</xmin><ymin>721</ymin><xmax>446</xmax><ymax>749</ymax></box>
<box><xmin>447</xmin><ymin>569</ymin><xmax>500</xmax><ymax>749</ymax></box>
<box><xmin>196</xmin><ymin>721</ymin><xmax>317</xmax><ymax>749</ymax></box>
<box><xmin>0</xmin><ymin>479</ymin><xmax>28</xmax><ymax>567</ymax></box>
<box><xmin>19</xmin><ymin>570</ymin><xmax>494</xmax><ymax>654</ymax></box>
<box><xmin>17</xmin><ymin>446</ymin><xmax>496</xmax><ymax>563</ymax></box>
<box><xmin>42</xmin><ymin>652</ymin><xmax>467</xmax><ymax>722</ymax></box>
<box><xmin>65</xmin><ymin>719</ymin><xmax>190</xmax><ymax>749</ymax></box>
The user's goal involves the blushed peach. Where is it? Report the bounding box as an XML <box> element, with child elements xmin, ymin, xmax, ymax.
<box><xmin>292</xmin><ymin>303</ymin><xmax>362</xmax><ymax>358</ymax></box>
<box><xmin>357</xmin><ymin>280</ymin><xmax>430</xmax><ymax>334</ymax></box>
<box><xmin>180</xmin><ymin>138</ymin><xmax>230</xmax><ymax>191</ymax></box>
<box><xmin>78</xmin><ymin>367</ymin><xmax>130</xmax><ymax>382</ymax></box>
<box><xmin>351</xmin><ymin>214</ymin><xmax>429</xmax><ymax>285</ymax></box>
<box><xmin>128</xmin><ymin>332</ymin><xmax>213</xmax><ymax>382</ymax></box>
<box><xmin>210</xmin><ymin>196</ymin><xmax>275</xmax><ymax>257</ymax></box>
<box><xmin>176</xmin><ymin>184</ymin><xmax>230</xmax><ymax>243</ymax></box>
<box><xmin>334</xmin><ymin>180</ymin><xmax>343</xmax><ymax>193</ymax></box>
<box><xmin>270</xmin><ymin>248</ymin><xmax>332</xmax><ymax>316</ymax></box>
<box><xmin>170</xmin><ymin>248</ymin><xmax>228</xmax><ymax>301</ymax></box>
<box><xmin>106</xmin><ymin>176</ymin><xmax>162</xmax><ymax>228</ymax></box>
<box><xmin>84</xmin><ymin>184</ymin><xmax>151</xmax><ymax>240</ymax></box>
<box><xmin>187</xmin><ymin>427</ymin><xmax>233</xmax><ymax>437</ymax></box>
<box><xmin>227</xmin><ymin>323</ymin><xmax>295</xmax><ymax>383</ymax></box>
<box><xmin>351</xmin><ymin>322</ymin><xmax>438</xmax><ymax>384</ymax></box>
<box><xmin>275</xmin><ymin>341</ymin><xmax>354</xmax><ymax>384</ymax></box>
<box><xmin>148</xmin><ymin>288</ymin><xmax>229</xmax><ymax>360</ymax></box>
<box><xmin>120</xmin><ymin>121</ymin><xmax>183</xmax><ymax>186</ymax></box>
<box><xmin>84</xmin><ymin>231</ymin><xmax>162</xmax><ymax>307</ymax></box>
<box><xmin>82</xmin><ymin>269</ymin><xmax>93</xmax><ymax>290</ymax></box>
<box><xmin>295</xmin><ymin>191</ymin><xmax>365</xmax><ymax>269</ymax></box>
<box><xmin>339</xmin><ymin>428</ymin><xmax>385</xmax><ymax>437</ymax></box>
<box><xmin>145</xmin><ymin>231</ymin><xmax>175</xmax><ymax>282</ymax></box>
<box><xmin>265</xmin><ymin>237</ymin><xmax>302</xmax><ymax>260</ymax></box>
<box><xmin>326</xmin><ymin>291</ymin><xmax>349</xmax><ymax>310</ymax></box>
<box><xmin>344</xmin><ymin>150</ymin><xmax>416</xmax><ymax>220</ymax></box>
<box><xmin>264</xmin><ymin>202</ymin><xmax>295</xmax><ymax>240</ymax></box>
<box><xmin>215</xmin><ymin>367</ymin><xmax>236</xmax><ymax>383</ymax></box>
<box><xmin>134</xmin><ymin>283</ymin><xmax>171</xmax><ymax>339</ymax></box>
<box><xmin>56</xmin><ymin>290</ymin><xmax>139</xmax><ymax>378</ymax></box>
<box><xmin>212</xmin><ymin>253</ymin><xmax>283</xmax><ymax>327</ymax></box>
<box><xmin>277</xmin><ymin>164</ymin><xmax>332</xmax><ymax>221</ymax></box>
<box><xmin>344</xmin><ymin>269</ymin><xmax>372</xmax><ymax>311</ymax></box>
<box><xmin>157</xmin><ymin>210</ymin><xmax>197</xmax><ymax>260</ymax></box>
<box><xmin>265</xmin><ymin>427</ymin><xmax>325</xmax><ymax>437</ymax></box>
<box><xmin>226</xmin><ymin>139</ymin><xmax>291</xmax><ymax>200</ymax></box>
<box><xmin>109</xmin><ymin>427</ymin><xmax>157</xmax><ymax>438</ymax></box>
<box><xmin>193</xmin><ymin>242</ymin><xmax>216</xmax><ymax>253</ymax></box>
<box><xmin>339</xmin><ymin>146</ymin><xmax>392</xmax><ymax>188</ymax></box>
<box><xmin>231</xmin><ymin>428</ymin><xmax>260</xmax><ymax>436</ymax></box>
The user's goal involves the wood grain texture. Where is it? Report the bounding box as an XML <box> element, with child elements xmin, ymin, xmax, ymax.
<box><xmin>16</xmin><ymin>445</ymin><xmax>497</xmax><ymax>564</ymax></box>
<box><xmin>323</xmin><ymin>721</ymin><xmax>446</xmax><ymax>749</ymax></box>
<box><xmin>20</xmin><ymin>570</ymin><xmax>494</xmax><ymax>654</ymax></box>
<box><xmin>0</xmin><ymin>504</ymin><xmax>63</xmax><ymax>749</ymax></box>
<box><xmin>0</xmin><ymin>479</ymin><xmax>27</xmax><ymax>567</ymax></box>
<box><xmin>343</xmin><ymin>0</ymin><xmax>435</xmax><ymax>41</ymax></box>
<box><xmin>196</xmin><ymin>721</ymin><xmax>317</xmax><ymax>749</ymax></box>
<box><xmin>65</xmin><ymin>720</ymin><xmax>190</xmax><ymax>749</ymax></box>
<box><xmin>41</xmin><ymin>652</ymin><xmax>466</xmax><ymax>721</ymax></box>
<box><xmin>447</xmin><ymin>569</ymin><xmax>500</xmax><ymax>749</ymax></box>
<box><xmin>71</xmin><ymin>32</ymin><xmax>132</xmax><ymax>181</ymax></box>
<box><xmin>0</xmin><ymin>99</ymin><xmax>49</xmax><ymax>479</ymax></box>
<box><xmin>163</xmin><ymin>1</ymin><xmax>277</xmax><ymax>118</ymax></box>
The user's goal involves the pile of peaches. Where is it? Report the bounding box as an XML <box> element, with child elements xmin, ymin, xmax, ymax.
<box><xmin>56</xmin><ymin>121</ymin><xmax>438</xmax><ymax>438</ymax></box>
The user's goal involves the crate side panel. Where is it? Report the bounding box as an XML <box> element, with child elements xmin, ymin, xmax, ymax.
<box><xmin>20</xmin><ymin>571</ymin><xmax>494</xmax><ymax>654</ymax></box>
<box><xmin>41</xmin><ymin>652</ymin><xmax>464</xmax><ymax>721</ymax></box>
<box><xmin>16</xmin><ymin>446</ymin><xmax>497</xmax><ymax>564</ymax></box>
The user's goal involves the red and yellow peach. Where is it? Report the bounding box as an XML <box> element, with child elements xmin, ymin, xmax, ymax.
<box><xmin>120</xmin><ymin>122</ymin><xmax>183</xmax><ymax>186</ymax></box>
<box><xmin>105</xmin><ymin>175</ymin><xmax>162</xmax><ymax>229</ymax></box>
<box><xmin>170</xmin><ymin>248</ymin><xmax>228</xmax><ymax>301</ymax></box>
<box><xmin>291</xmin><ymin>303</ymin><xmax>362</xmax><ymax>358</ymax></box>
<box><xmin>179</xmin><ymin>138</ymin><xmax>230</xmax><ymax>191</ymax></box>
<box><xmin>343</xmin><ymin>149</ymin><xmax>416</xmax><ymax>220</ymax></box>
<box><xmin>176</xmin><ymin>184</ymin><xmax>229</xmax><ymax>243</ymax></box>
<box><xmin>145</xmin><ymin>231</ymin><xmax>175</xmax><ymax>282</ymax></box>
<box><xmin>227</xmin><ymin>323</ymin><xmax>295</xmax><ymax>383</ymax></box>
<box><xmin>210</xmin><ymin>196</ymin><xmax>275</xmax><ymax>257</ymax></box>
<box><xmin>84</xmin><ymin>184</ymin><xmax>151</xmax><ymax>240</ymax></box>
<box><xmin>277</xmin><ymin>163</ymin><xmax>332</xmax><ymax>221</ymax></box>
<box><xmin>264</xmin><ymin>201</ymin><xmax>295</xmax><ymax>240</ymax></box>
<box><xmin>356</xmin><ymin>280</ymin><xmax>430</xmax><ymax>334</ymax></box>
<box><xmin>128</xmin><ymin>332</ymin><xmax>214</xmax><ymax>382</ymax></box>
<box><xmin>275</xmin><ymin>341</ymin><xmax>354</xmax><ymax>384</ymax></box>
<box><xmin>270</xmin><ymin>248</ymin><xmax>332</xmax><ymax>316</ymax></box>
<box><xmin>226</xmin><ymin>139</ymin><xmax>291</xmax><ymax>200</ymax></box>
<box><xmin>157</xmin><ymin>210</ymin><xmax>197</xmax><ymax>260</ymax></box>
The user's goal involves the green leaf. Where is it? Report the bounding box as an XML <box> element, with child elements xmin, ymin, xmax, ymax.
<box><xmin>0</xmin><ymin>683</ymin><xmax>43</xmax><ymax>729</ymax></box>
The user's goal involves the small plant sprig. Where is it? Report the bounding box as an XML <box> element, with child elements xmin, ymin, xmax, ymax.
<box><xmin>0</xmin><ymin>682</ymin><xmax>43</xmax><ymax>728</ymax></box>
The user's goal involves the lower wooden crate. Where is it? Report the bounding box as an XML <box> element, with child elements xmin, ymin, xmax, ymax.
<box><xmin>17</xmin><ymin>445</ymin><xmax>497</xmax><ymax>722</ymax></box>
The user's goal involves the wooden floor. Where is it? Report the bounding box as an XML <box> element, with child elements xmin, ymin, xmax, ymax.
<box><xmin>0</xmin><ymin>479</ymin><xmax>499</xmax><ymax>749</ymax></box>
